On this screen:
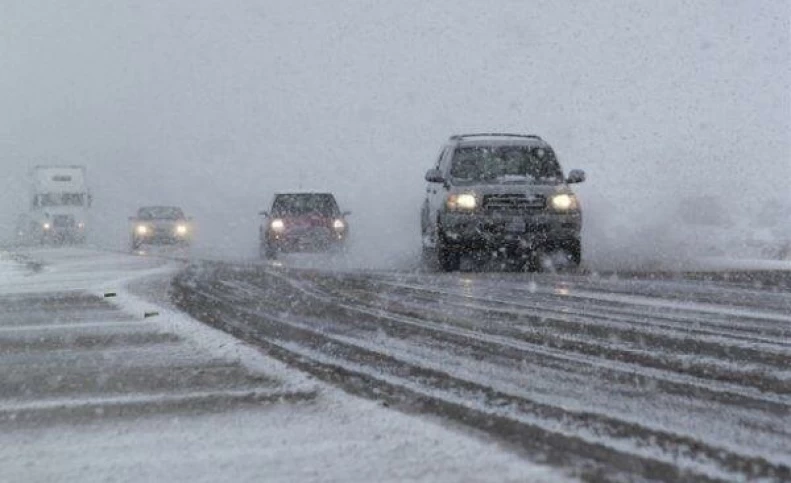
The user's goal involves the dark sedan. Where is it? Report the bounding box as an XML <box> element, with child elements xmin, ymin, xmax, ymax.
<box><xmin>129</xmin><ymin>206</ymin><xmax>193</xmax><ymax>250</ymax></box>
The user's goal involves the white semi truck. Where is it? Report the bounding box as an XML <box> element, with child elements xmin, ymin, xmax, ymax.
<box><xmin>16</xmin><ymin>165</ymin><xmax>92</xmax><ymax>244</ymax></box>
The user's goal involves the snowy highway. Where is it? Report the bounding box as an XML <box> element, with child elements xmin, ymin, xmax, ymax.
<box><xmin>0</xmin><ymin>248</ymin><xmax>565</xmax><ymax>482</ymax></box>
<box><xmin>2</xmin><ymin>1</ymin><xmax>788</xmax><ymax>482</ymax></box>
<box><xmin>173</xmin><ymin>257</ymin><xmax>791</xmax><ymax>482</ymax></box>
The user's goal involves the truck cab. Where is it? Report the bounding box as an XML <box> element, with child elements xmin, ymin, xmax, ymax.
<box><xmin>18</xmin><ymin>166</ymin><xmax>92</xmax><ymax>245</ymax></box>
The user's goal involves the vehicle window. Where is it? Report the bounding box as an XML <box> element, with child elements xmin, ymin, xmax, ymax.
<box><xmin>272</xmin><ymin>194</ymin><xmax>339</xmax><ymax>217</ymax></box>
<box><xmin>34</xmin><ymin>193</ymin><xmax>85</xmax><ymax>207</ymax></box>
<box><xmin>449</xmin><ymin>145</ymin><xmax>563</xmax><ymax>184</ymax></box>
<box><xmin>138</xmin><ymin>206</ymin><xmax>185</xmax><ymax>220</ymax></box>
<box><xmin>434</xmin><ymin>148</ymin><xmax>447</xmax><ymax>169</ymax></box>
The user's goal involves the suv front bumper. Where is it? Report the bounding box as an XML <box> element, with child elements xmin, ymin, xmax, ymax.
<box><xmin>439</xmin><ymin>211</ymin><xmax>581</xmax><ymax>250</ymax></box>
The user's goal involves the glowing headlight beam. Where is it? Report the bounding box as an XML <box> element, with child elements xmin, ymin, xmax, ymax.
<box><xmin>332</xmin><ymin>219</ymin><xmax>346</xmax><ymax>230</ymax></box>
<box><xmin>270</xmin><ymin>219</ymin><xmax>285</xmax><ymax>232</ymax></box>
<box><xmin>176</xmin><ymin>224</ymin><xmax>188</xmax><ymax>235</ymax></box>
<box><xmin>136</xmin><ymin>225</ymin><xmax>149</xmax><ymax>235</ymax></box>
<box><xmin>42</xmin><ymin>223</ymin><xmax>51</xmax><ymax>231</ymax></box>
<box><xmin>551</xmin><ymin>194</ymin><xmax>578</xmax><ymax>211</ymax></box>
<box><xmin>447</xmin><ymin>193</ymin><xmax>478</xmax><ymax>211</ymax></box>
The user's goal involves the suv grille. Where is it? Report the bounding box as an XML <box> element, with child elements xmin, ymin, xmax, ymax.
<box><xmin>482</xmin><ymin>194</ymin><xmax>546</xmax><ymax>212</ymax></box>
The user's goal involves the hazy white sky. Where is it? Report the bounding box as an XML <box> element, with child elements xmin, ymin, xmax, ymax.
<box><xmin>1</xmin><ymin>1</ymin><xmax>788</xmax><ymax>262</ymax></box>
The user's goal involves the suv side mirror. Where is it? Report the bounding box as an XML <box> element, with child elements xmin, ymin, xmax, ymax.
<box><xmin>425</xmin><ymin>169</ymin><xmax>445</xmax><ymax>183</ymax></box>
<box><xmin>258</xmin><ymin>211</ymin><xmax>269</xmax><ymax>217</ymax></box>
<box><xmin>566</xmin><ymin>169</ymin><xmax>586</xmax><ymax>184</ymax></box>
<box><xmin>342</xmin><ymin>211</ymin><xmax>352</xmax><ymax>217</ymax></box>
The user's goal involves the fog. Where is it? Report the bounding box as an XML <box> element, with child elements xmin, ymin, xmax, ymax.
<box><xmin>1</xmin><ymin>1</ymin><xmax>788</xmax><ymax>269</ymax></box>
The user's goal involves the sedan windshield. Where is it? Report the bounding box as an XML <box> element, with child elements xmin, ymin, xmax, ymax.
<box><xmin>272</xmin><ymin>194</ymin><xmax>339</xmax><ymax>217</ymax></box>
<box><xmin>450</xmin><ymin>145</ymin><xmax>563</xmax><ymax>184</ymax></box>
<box><xmin>137</xmin><ymin>206</ymin><xmax>185</xmax><ymax>220</ymax></box>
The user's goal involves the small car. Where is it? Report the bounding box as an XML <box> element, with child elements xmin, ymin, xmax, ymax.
<box><xmin>129</xmin><ymin>206</ymin><xmax>192</xmax><ymax>250</ymax></box>
<box><xmin>421</xmin><ymin>133</ymin><xmax>586</xmax><ymax>271</ymax></box>
<box><xmin>259</xmin><ymin>192</ymin><xmax>350</xmax><ymax>259</ymax></box>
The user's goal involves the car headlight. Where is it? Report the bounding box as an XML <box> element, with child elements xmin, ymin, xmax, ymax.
<box><xmin>550</xmin><ymin>193</ymin><xmax>579</xmax><ymax>211</ymax></box>
<box><xmin>77</xmin><ymin>222</ymin><xmax>85</xmax><ymax>230</ymax></box>
<box><xmin>136</xmin><ymin>225</ymin><xmax>149</xmax><ymax>235</ymax></box>
<box><xmin>270</xmin><ymin>219</ymin><xmax>285</xmax><ymax>232</ymax></box>
<box><xmin>42</xmin><ymin>223</ymin><xmax>51</xmax><ymax>231</ymax></box>
<box><xmin>447</xmin><ymin>193</ymin><xmax>478</xmax><ymax>211</ymax></box>
<box><xmin>176</xmin><ymin>224</ymin><xmax>188</xmax><ymax>235</ymax></box>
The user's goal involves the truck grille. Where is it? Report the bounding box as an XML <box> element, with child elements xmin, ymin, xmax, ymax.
<box><xmin>52</xmin><ymin>215</ymin><xmax>75</xmax><ymax>228</ymax></box>
<box><xmin>482</xmin><ymin>194</ymin><xmax>545</xmax><ymax>212</ymax></box>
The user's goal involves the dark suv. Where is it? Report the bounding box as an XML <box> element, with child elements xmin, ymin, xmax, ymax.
<box><xmin>259</xmin><ymin>192</ymin><xmax>350</xmax><ymax>259</ymax></box>
<box><xmin>421</xmin><ymin>133</ymin><xmax>585</xmax><ymax>271</ymax></box>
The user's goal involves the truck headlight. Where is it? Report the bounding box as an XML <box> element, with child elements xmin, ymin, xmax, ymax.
<box><xmin>447</xmin><ymin>193</ymin><xmax>478</xmax><ymax>211</ymax></box>
<box><xmin>550</xmin><ymin>194</ymin><xmax>578</xmax><ymax>211</ymax></box>
<box><xmin>136</xmin><ymin>225</ymin><xmax>149</xmax><ymax>235</ymax></box>
<box><xmin>270</xmin><ymin>219</ymin><xmax>285</xmax><ymax>232</ymax></box>
<box><xmin>176</xmin><ymin>224</ymin><xmax>188</xmax><ymax>235</ymax></box>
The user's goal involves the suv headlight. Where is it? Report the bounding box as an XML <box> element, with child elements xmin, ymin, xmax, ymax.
<box><xmin>136</xmin><ymin>225</ymin><xmax>149</xmax><ymax>235</ymax></box>
<box><xmin>550</xmin><ymin>193</ymin><xmax>579</xmax><ymax>211</ymax></box>
<box><xmin>175</xmin><ymin>224</ymin><xmax>188</xmax><ymax>235</ymax></box>
<box><xmin>447</xmin><ymin>193</ymin><xmax>478</xmax><ymax>211</ymax></box>
<box><xmin>270</xmin><ymin>219</ymin><xmax>286</xmax><ymax>232</ymax></box>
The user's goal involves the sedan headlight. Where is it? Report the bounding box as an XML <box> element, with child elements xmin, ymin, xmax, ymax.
<box><xmin>550</xmin><ymin>193</ymin><xmax>579</xmax><ymax>211</ymax></box>
<box><xmin>447</xmin><ymin>193</ymin><xmax>478</xmax><ymax>211</ymax></box>
<box><xmin>136</xmin><ymin>225</ymin><xmax>149</xmax><ymax>235</ymax></box>
<box><xmin>270</xmin><ymin>219</ymin><xmax>285</xmax><ymax>232</ymax></box>
<box><xmin>175</xmin><ymin>224</ymin><xmax>188</xmax><ymax>235</ymax></box>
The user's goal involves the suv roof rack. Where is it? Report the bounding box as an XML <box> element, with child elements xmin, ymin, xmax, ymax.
<box><xmin>449</xmin><ymin>133</ymin><xmax>543</xmax><ymax>141</ymax></box>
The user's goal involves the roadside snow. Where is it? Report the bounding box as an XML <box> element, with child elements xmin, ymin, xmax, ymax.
<box><xmin>695</xmin><ymin>256</ymin><xmax>791</xmax><ymax>272</ymax></box>
<box><xmin>0</xmin><ymin>399</ymin><xmax>558</xmax><ymax>483</ymax></box>
<box><xmin>0</xmin><ymin>251</ymin><xmax>29</xmax><ymax>281</ymax></box>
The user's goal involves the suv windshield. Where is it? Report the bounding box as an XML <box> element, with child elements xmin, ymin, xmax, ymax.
<box><xmin>272</xmin><ymin>194</ymin><xmax>339</xmax><ymax>217</ymax></box>
<box><xmin>450</xmin><ymin>145</ymin><xmax>563</xmax><ymax>184</ymax></box>
<box><xmin>138</xmin><ymin>206</ymin><xmax>185</xmax><ymax>220</ymax></box>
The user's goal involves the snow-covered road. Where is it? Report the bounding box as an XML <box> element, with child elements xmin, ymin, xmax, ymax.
<box><xmin>0</xmin><ymin>248</ymin><xmax>565</xmax><ymax>482</ymax></box>
<box><xmin>174</xmin><ymin>259</ymin><xmax>791</xmax><ymax>482</ymax></box>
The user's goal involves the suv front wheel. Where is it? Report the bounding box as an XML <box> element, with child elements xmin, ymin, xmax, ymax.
<box><xmin>260</xmin><ymin>243</ymin><xmax>278</xmax><ymax>260</ymax></box>
<box><xmin>436</xmin><ymin>231</ymin><xmax>461</xmax><ymax>272</ymax></box>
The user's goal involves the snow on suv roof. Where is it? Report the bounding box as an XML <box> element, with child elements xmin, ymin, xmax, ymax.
<box><xmin>450</xmin><ymin>133</ymin><xmax>549</xmax><ymax>146</ymax></box>
<box><xmin>449</xmin><ymin>133</ymin><xmax>542</xmax><ymax>141</ymax></box>
<box><xmin>273</xmin><ymin>190</ymin><xmax>335</xmax><ymax>196</ymax></box>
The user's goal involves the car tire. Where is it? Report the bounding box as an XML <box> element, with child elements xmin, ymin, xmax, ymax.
<box><xmin>262</xmin><ymin>244</ymin><xmax>278</xmax><ymax>260</ymax></box>
<box><xmin>566</xmin><ymin>239</ymin><xmax>582</xmax><ymax>267</ymax></box>
<box><xmin>437</xmin><ymin>233</ymin><xmax>461</xmax><ymax>272</ymax></box>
